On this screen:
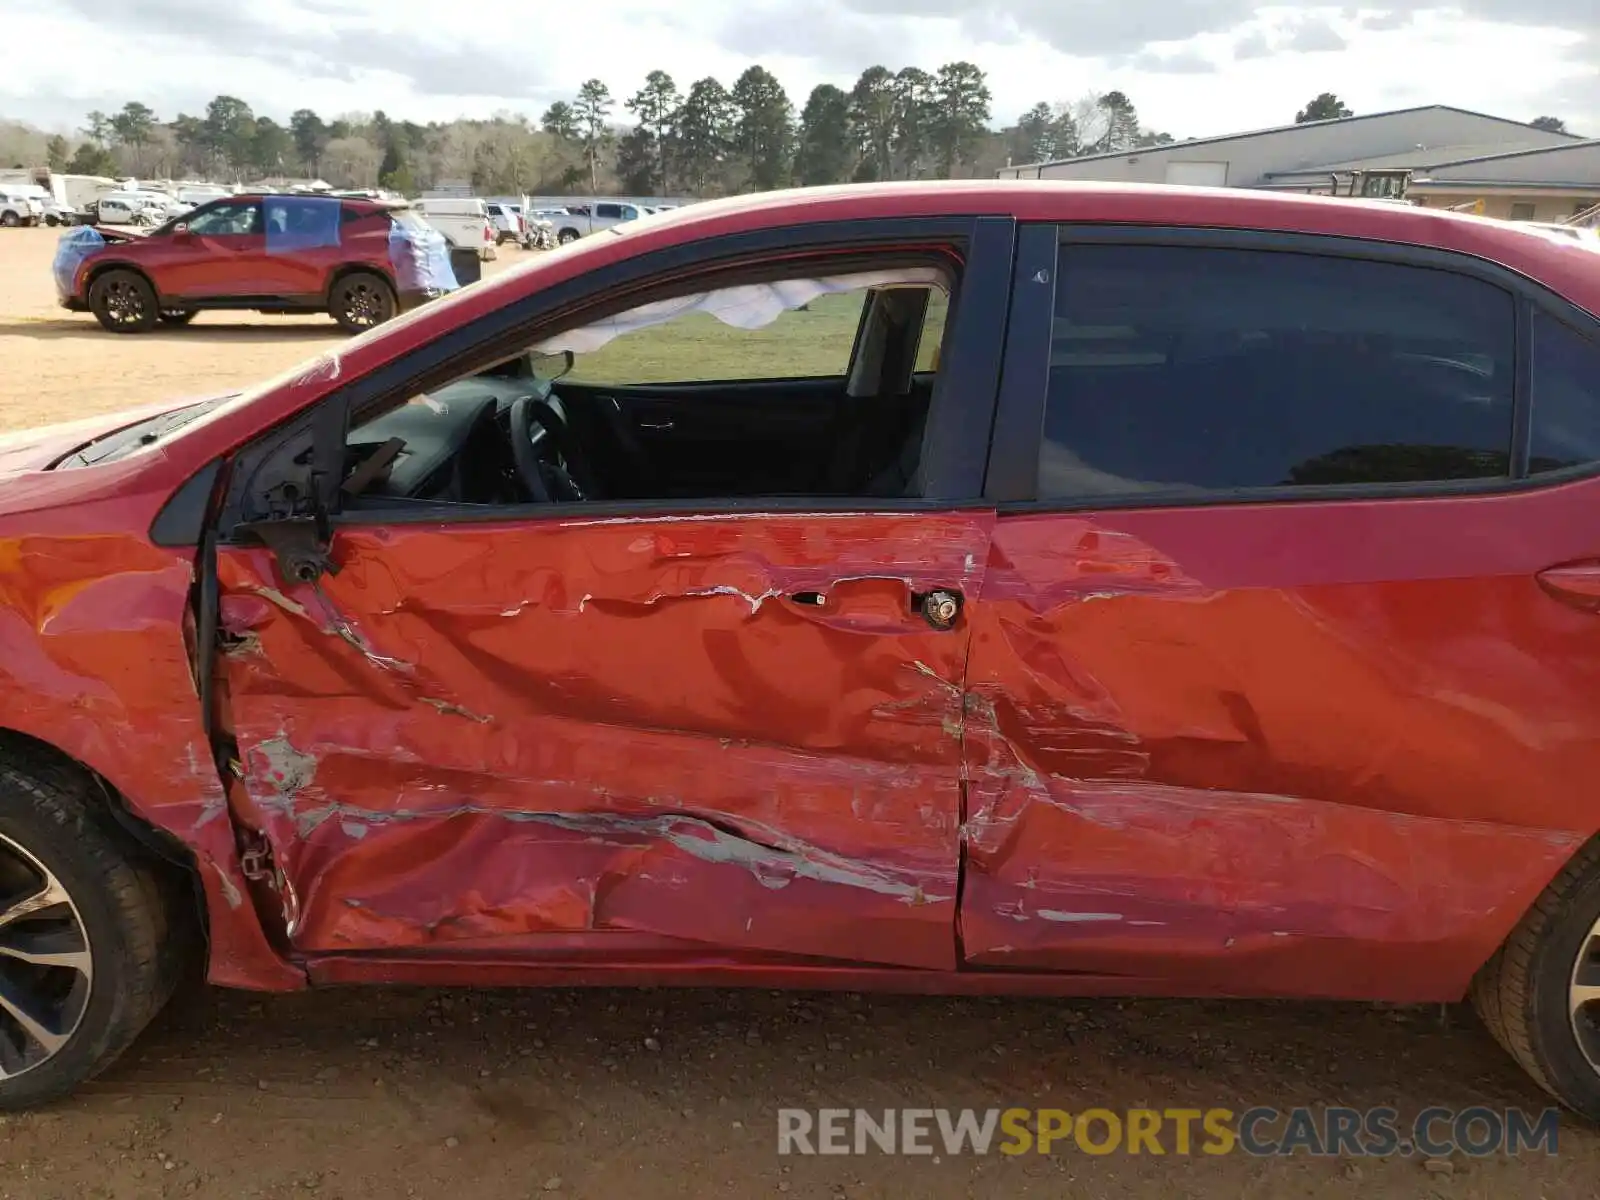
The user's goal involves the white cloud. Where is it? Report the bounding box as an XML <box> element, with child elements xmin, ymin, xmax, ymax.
<box><xmin>0</xmin><ymin>1</ymin><xmax>1593</xmax><ymax>138</ymax></box>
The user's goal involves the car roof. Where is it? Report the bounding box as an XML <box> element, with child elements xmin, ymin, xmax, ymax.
<box><xmin>477</xmin><ymin>179</ymin><xmax>1600</xmax><ymax>311</ymax></box>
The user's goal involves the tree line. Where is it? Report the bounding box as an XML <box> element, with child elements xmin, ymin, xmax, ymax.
<box><xmin>14</xmin><ymin>83</ymin><xmax>1569</xmax><ymax>199</ymax></box>
<box><xmin>2</xmin><ymin>63</ymin><xmax>1187</xmax><ymax>198</ymax></box>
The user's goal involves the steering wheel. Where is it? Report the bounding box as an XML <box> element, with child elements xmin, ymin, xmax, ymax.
<box><xmin>508</xmin><ymin>395</ymin><xmax>598</xmax><ymax>502</ymax></box>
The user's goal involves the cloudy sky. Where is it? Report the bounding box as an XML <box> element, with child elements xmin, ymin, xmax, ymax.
<box><xmin>2</xmin><ymin>1</ymin><xmax>1596</xmax><ymax>139</ymax></box>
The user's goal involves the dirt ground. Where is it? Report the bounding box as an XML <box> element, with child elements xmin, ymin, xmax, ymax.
<box><xmin>2</xmin><ymin>224</ymin><xmax>1598</xmax><ymax>1198</ymax></box>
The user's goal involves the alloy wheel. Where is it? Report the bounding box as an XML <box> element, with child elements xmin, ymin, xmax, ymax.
<box><xmin>0</xmin><ymin>832</ymin><xmax>92</xmax><ymax>1081</ymax></box>
<box><xmin>101</xmin><ymin>280</ymin><xmax>148</xmax><ymax>328</ymax></box>
<box><xmin>1571</xmin><ymin>915</ymin><xmax>1600</xmax><ymax>1073</ymax></box>
<box><xmin>341</xmin><ymin>282</ymin><xmax>383</xmax><ymax>329</ymax></box>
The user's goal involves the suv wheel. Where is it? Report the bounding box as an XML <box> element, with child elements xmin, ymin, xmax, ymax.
<box><xmin>0</xmin><ymin>753</ymin><xmax>190</xmax><ymax>1109</ymax></box>
<box><xmin>329</xmin><ymin>272</ymin><xmax>396</xmax><ymax>334</ymax></box>
<box><xmin>1474</xmin><ymin>839</ymin><xmax>1600</xmax><ymax>1121</ymax></box>
<box><xmin>88</xmin><ymin>270</ymin><xmax>159</xmax><ymax>334</ymax></box>
<box><xmin>0</xmin><ymin>212</ymin><xmax>18</xmax><ymax>229</ymax></box>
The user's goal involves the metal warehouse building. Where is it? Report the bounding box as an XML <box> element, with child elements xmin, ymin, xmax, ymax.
<box><xmin>997</xmin><ymin>105</ymin><xmax>1600</xmax><ymax>223</ymax></box>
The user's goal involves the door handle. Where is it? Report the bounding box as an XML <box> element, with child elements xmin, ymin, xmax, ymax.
<box><xmin>1537</xmin><ymin>561</ymin><xmax>1600</xmax><ymax>611</ymax></box>
<box><xmin>916</xmin><ymin>588</ymin><xmax>964</xmax><ymax>631</ymax></box>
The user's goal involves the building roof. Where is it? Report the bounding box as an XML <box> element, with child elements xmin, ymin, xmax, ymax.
<box><xmin>1004</xmin><ymin>105</ymin><xmax>1583</xmax><ymax>173</ymax></box>
<box><xmin>1264</xmin><ymin>142</ymin><xmax>1572</xmax><ymax>177</ymax></box>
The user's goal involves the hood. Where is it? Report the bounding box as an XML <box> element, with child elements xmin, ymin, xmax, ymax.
<box><xmin>89</xmin><ymin>225</ymin><xmax>145</xmax><ymax>242</ymax></box>
<box><xmin>0</xmin><ymin>398</ymin><xmax>208</xmax><ymax>476</ymax></box>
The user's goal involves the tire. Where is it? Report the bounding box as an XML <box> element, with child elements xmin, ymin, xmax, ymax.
<box><xmin>328</xmin><ymin>271</ymin><xmax>396</xmax><ymax>334</ymax></box>
<box><xmin>43</xmin><ymin>214</ymin><xmax>59</xmax><ymax>228</ymax></box>
<box><xmin>88</xmin><ymin>270</ymin><xmax>159</xmax><ymax>334</ymax></box>
<box><xmin>158</xmin><ymin>309</ymin><xmax>198</xmax><ymax>326</ymax></box>
<box><xmin>0</xmin><ymin>752</ymin><xmax>189</xmax><ymax>1109</ymax></box>
<box><xmin>0</xmin><ymin>212</ymin><xmax>18</xmax><ymax>229</ymax></box>
<box><xmin>557</xmin><ymin>228</ymin><xmax>580</xmax><ymax>245</ymax></box>
<box><xmin>1473</xmin><ymin>837</ymin><xmax>1600</xmax><ymax>1121</ymax></box>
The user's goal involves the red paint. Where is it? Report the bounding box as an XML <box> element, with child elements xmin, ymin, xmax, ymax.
<box><xmin>0</xmin><ymin>182</ymin><xmax>1596</xmax><ymax>1004</ymax></box>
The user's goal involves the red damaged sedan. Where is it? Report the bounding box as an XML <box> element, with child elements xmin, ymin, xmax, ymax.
<box><xmin>6</xmin><ymin>181</ymin><xmax>1600</xmax><ymax>1114</ymax></box>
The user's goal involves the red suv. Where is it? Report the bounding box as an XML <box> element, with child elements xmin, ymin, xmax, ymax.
<box><xmin>55</xmin><ymin>193</ymin><xmax>457</xmax><ymax>334</ymax></box>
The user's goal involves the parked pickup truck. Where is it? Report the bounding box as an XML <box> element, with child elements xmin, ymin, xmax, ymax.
<box><xmin>549</xmin><ymin>200</ymin><xmax>645</xmax><ymax>244</ymax></box>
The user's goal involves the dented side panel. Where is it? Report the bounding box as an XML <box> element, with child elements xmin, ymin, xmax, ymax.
<box><xmin>216</xmin><ymin>510</ymin><xmax>992</xmax><ymax>967</ymax></box>
<box><xmin>0</xmin><ymin>530</ymin><xmax>299</xmax><ymax>990</ymax></box>
<box><xmin>961</xmin><ymin>495</ymin><xmax>1600</xmax><ymax>1002</ymax></box>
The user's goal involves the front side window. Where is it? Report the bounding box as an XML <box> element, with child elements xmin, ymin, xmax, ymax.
<box><xmin>596</xmin><ymin>203</ymin><xmax>621</xmax><ymax>219</ymax></box>
<box><xmin>187</xmin><ymin>202</ymin><xmax>259</xmax><ymax>236</ymax></box>
<box><xmin>1036</xmin><ymin>244</ymin><xmax>1516</xmax><ymax>500</ymax></box>
<box><xmin>340</xmin><ymin>263</ymin><xmax>955</xmax><ymax>510</ymax></box>
<box><xmin>556</xmin><ymin>270</ymin><xmax>948</xmax><ymax>386</ymax></box>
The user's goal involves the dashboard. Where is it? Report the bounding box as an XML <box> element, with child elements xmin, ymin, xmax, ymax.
<box><xmin>344</xmin><ymin>375</ymin><xmax>562</xmax><ymax>505</ymax></box>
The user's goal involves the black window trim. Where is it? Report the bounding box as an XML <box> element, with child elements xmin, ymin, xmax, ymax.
<box><xmin>985</xmin><ymin>221</ymin><xmax>1600</xmax><ymax>511</ymax></box>
<box><xmin>211</xmin><ymin>214</ymin><xmax>1015</xmax><ymax>537</ymax></box>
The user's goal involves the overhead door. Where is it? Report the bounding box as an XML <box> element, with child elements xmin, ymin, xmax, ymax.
<box><xmin>1164</xmin><ymin>161</ymin><xmax>1228</xmax><ymax>187</ymax></box>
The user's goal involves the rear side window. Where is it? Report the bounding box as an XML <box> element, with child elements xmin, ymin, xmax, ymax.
<box><xmin>1530</xmin><ymin>313</ymin><xmax>1600</xmax><ymax>472</ymax></box>
<box><xmin>1037</xmin><ymin>245</ymin><xmax>1516</xmax><ymax>499</ymax></box>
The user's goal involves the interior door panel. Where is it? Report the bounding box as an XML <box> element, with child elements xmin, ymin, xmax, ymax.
<box><xmin>558</xmin><ymin>378</ymin><xmax>849</xmax><ymax>497</ymax></box>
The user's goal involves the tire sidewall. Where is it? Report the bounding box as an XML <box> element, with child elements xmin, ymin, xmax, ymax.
<box><xmin>1526</xmin><ymin>866</ymin><xmax>1600</xmax><ymax>1116</ymax></box>
<box><xmin>0</xmin><ymin>808</ymin><xmax>148</xmax><ymax>1108</ymax></box>
<box><xmin>89</xmin><ymin>271</ymin><xmax>157</xmax><ymax>334</ymax></box>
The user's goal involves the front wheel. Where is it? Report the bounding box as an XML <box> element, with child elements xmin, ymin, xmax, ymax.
<box><xmin>1474</xmin><ymin>838</ymin><xmax>1600</xmax><ymax>1121</ymax></box>
<box><xmin>328</xmin><ymin>271</ymin><xmax>396</xmax><ymax>334</ymax></box>
<box><xmin>557</xmin><ymin>228</ymin><xmax>580</xmax><ymax>245</ymax></box>
<box><xmin>0</xmin><ymin>212</ymin><xmax>18</xmax><ymax>228</ymax></box>
<box><xmin>0</xmin><ymin>753</ymin><xmax>189</xmax><ymax>1109</ymax></box>
<box><xmin>88</xmin><ymin>270</ymin><xmax>159</xmax><ymax>333</ymax></box>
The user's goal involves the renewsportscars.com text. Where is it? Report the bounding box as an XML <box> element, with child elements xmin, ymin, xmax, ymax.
<box><xmin>776</xmin><ymin>1106</ymin><xmax>1561</xmax><ymax>1157</ymax></box>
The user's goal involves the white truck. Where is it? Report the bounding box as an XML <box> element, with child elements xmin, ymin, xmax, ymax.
<box><xmin>414</xmin><ymin>197</ymin><xmax>498</xmax><ymax>260</ymax></box>
<box><xmin>0</xmin><ymin>171</ymin><xmax>95</xmax><ymax>225</ymax></box>
<box><xmin>547</xmin><ymin>199</ymin><xmax>646</xmax><ymax>244</ymax></box>
<box><xmin>0</xmin><ymin>187</ymin><xmax>43</xmax><ymax>227</ymax></box>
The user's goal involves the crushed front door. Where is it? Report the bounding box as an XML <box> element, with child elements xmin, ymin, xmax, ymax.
<box><xmin>214</xmin><ymin>509</ymin><xmax>989</xmax><ymax>969</ymax></box>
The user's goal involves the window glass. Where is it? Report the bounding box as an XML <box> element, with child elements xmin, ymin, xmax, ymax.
<box><xmin>915</xmin><ymin>288</ymin><xmax>950</xmax><ymax>373</ymax></box>
<box><xmin>340</xmin><ymin>265</ymin><xmax>953</xmax><ymax>509</ymax></box>
<box><xmin>1037</xmin><ymin>245</ymin><xmax>1516</xmax><ymax>499</ymax></box>
<box><xmin>187</xmin><ymin>202</ymin><xmax>259</xmax><ymax>236</ymax></box>
<box><xmin>1530</xmin><ymin>314</ymin><xmax>1600</xmax><ymax>472</ymax></box>
<box><xmin>557</xmin><ymin>277</ymin><xmax>911</xmax><ymax>386</ymax></box>
<box><xmin>596</xmin><ymin>203</ymin><xmax>621</xmax><ymax>219</ymax></box>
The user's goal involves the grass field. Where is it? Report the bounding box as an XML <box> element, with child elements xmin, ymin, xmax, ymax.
<box><xmin>563</xmin><ymin>287</ymin><xmax>949</xmax><ymax>385</ymax></box>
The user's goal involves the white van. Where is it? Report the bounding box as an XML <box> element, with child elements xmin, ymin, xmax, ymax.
<box><xmin>415</xmin><ymin>198</ymin><xmax>497</xmax><ymax>260</ymax></box>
